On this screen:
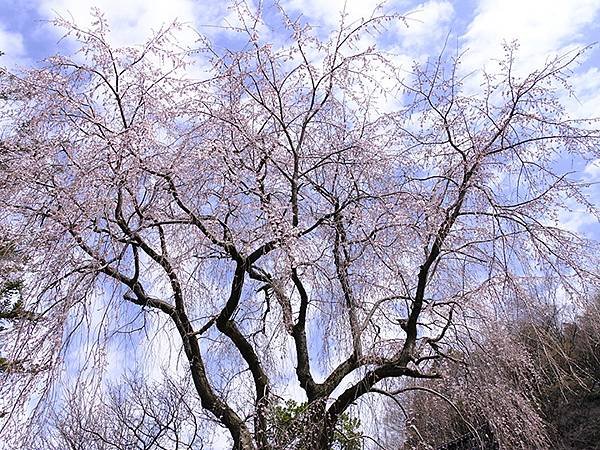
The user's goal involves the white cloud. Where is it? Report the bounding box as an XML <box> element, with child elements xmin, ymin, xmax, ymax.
<box><xmin>551</xmin><ymin>159</ymin><xmax>600</xmax><ymax>236</ymax></box>
<box><xmin>584</xmin><ymin>159</ymin><xmax>600</xmax><ymax>179</ymax></box>
<box><xmin>280</xmin><ymin>0</ymin><xmax>392</xmax><ymax>28</ymax></box>
<box><xmin>462</xmin><ymin>0</ymin><xmax>600</xmax><ymax>74</ymax></box>
<box><xmin>35</xmin><ymin>0</ymin><xmax>220</xmax><ymax>48</ymax></box>
<box><xmin>557</xmin><ymin>206</ymin><xmax>599</xmax><ymax>235</ymax></box>
<box><xmin>0</xmin><ymin>24</ymin><xmax>29</xmax><ymax>68</ymax></box>
<box><xmin>564</xmin><ymin>67</ymin><xmax>600</xmax><ymax>120</ymax></box>
<box><xmin>395</xmin><ymin>0</ymin><xmax>454</xmax><ymax>50</ymax></box>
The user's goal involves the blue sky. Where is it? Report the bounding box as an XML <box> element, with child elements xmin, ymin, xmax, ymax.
<box><xmin>1</xmin><ymin>0</ymin><xmax>599</xmax><ymax>241</ymax></box>
<box><xmin>1</xmin><ymin>0</ymin><xmax>599</xmax><ymax>68</ymax></box>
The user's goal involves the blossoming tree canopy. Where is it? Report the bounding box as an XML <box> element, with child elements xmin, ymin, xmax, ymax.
<box><xmin>0</xmin><ymin>5</ymin><xmax>598</xmax><ymax>450</ymax></box>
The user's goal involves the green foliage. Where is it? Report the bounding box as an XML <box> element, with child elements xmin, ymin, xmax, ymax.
<box><xmin>0</xmin><ymin>355</ymin><xmax>24</xmax><ymax>372</ymax></box>
<box><xmin>272</xmin><ymin>399</ymin><xmax>308</xmax><ymax>426</ymax></box>
<box><xmin>1</xmin><ymin>279</ymin><xmax>23</xmax><ymax>303</ymax></box>
<box><xmin>269</xmin><ymin>399</ymin><xmax>363</xmax><ymax>450</ymax></box>
<box><xmin>0</xmin><ymin>237</ymin><xmax>33</xmax><ymax>373</ymax></box>
<box><xmin>0</xmin><ymin>237</ymin><xmax>26</xmax><ymax>315</ymax></box>
<box><xmin>332</xmin><ymin>414</ymin><xmax>362</xmax><ymax>450</ymax></box>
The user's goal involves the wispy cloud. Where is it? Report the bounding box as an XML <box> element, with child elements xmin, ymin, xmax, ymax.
<box><xmin>35</xmin><ymin>0</ymin><xmax>213</xmax><ymax>48</ymax></box>
<box><xmin>396</xmin><ymin>0</ymin><xmax>454</xmax><ymax>51</ymax></box>
<box><xmin>0</xmin><ymin>24</ymin><xmax>29</xmax><ymax>68</ymax></box>
<box><xmin>461</xmin><ymin>0</ymin><xmax>600</xmax><ymax>73</ymax></box>
<box><xmin>280</xmin><ymin>0</ymin><xmax>393</xmax><ymax>27</ymax></box>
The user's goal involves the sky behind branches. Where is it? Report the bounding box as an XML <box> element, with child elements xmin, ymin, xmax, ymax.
<box><xmin>1</xmin><ymin>0</ymin><xmax>599</xmax><ymax>240</ymax></box>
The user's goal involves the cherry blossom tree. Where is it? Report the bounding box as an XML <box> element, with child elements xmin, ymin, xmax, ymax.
<box><xmin>0</xmin><ymin>4</ymin><xmax>599</xmax><ymax>449</ymax></box>
<box><xmin>383</xmin><ymin>294</ymin><xmax>600</xmax><ymax>450</ymax></box>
